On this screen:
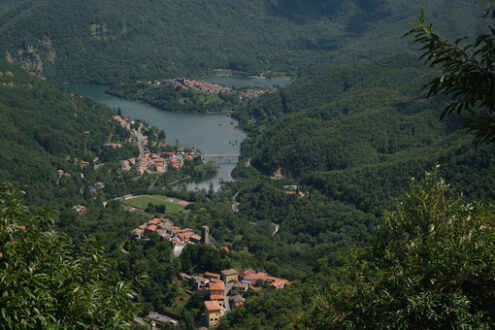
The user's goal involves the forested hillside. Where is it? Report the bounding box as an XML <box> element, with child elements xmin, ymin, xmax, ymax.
<box><xmin>0</xmin><ymin>0</ymin><xmax>488</xmax><ymax>83</ymax></box>
<box><xmin>0</xmin><ymin>60</ymin><xmax>137</xmax><ymax>204</ymax></box>
<box><xmin>1</xmin><ymin>0</ymin><xmax>494</xmax><ymax>328</ymax></box>
<box><xmin>228</xmin><ymin>53</ymin><xmax>495</xmax><ymax>270</ymax></box>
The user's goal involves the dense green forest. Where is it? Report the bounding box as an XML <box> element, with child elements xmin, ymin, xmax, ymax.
<box><xmin>0</xmin><ymin>0</ymin><xmax>489</xmax><ymax>83</ymax></box>
<box><xmin>1</xmin><ymin>0</ymin><xmax>495</xmax><ymax>328</ymax></box>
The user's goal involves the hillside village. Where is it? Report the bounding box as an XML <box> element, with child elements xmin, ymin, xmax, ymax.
<box><xmin>181</xmin><ymin>268</ymin><xmax>291</xmax><ymax>328</ymax></box>
<box><xmin>147</xmin><ymin>78</ymin><xmax>277</xmax><ymax>99</ymax></box>
<box><xmin>130</xmin><ymin>217</ymin><xmax>204</xmax><ymax>256</ymax></box>
<box><xmin>162</xmin><ymin>78</ymin><xmax>232</xmax><ymax>94</ymax></box>
<box><xmin>113</xmin><ymin>115</ymin><xmax>199</xmax><ymax>176</ymax></box>
<box><xmin>130</xmin><ymin>217</ymin><xmax>291</xmax><ymax>328</ymax></box>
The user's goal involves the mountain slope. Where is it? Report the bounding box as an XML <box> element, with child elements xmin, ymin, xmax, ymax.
<box><xmin>0</xmin><ymin>60</ymin><xmax>136</xmax><ymax>204</ymax></box>
<box><xmin>0</xmin><ymin>0</ymin><xmax>488</xmax><ymax>83</ymax></box>
<box><xmin>232</xmin><ymin>53</ymin><xmax>495</xmax><ymax>242</ymax></box>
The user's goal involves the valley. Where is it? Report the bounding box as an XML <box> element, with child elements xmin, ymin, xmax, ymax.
<box><xmin>0</xmin><ymin>1</ymin><xmax>494</xmax><ymax>329</ymax></box>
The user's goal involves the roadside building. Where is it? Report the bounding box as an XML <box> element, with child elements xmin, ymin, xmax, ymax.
<box><xmin>204</xmin><ymin>301</ymin><xmax>222</xmax><ymax>327</ymax></box>
<box><xmin>122</xmin><ymin>194</ymin><xmax>133</xmax><ymax>201</ymax></box>
<box><xmin>220</xmin><ymin>269</ymin><xmax>239</xmax><ymax>284</ymax></box>
<box><xmin>208</xmin><ymin>279</ymin><xmax>225</xmax><ymax>297</ymax></box>
<box><xmin>210</xmin><ymin>295</ymin><xmax>225</xmax><ymax>309</ymax></box>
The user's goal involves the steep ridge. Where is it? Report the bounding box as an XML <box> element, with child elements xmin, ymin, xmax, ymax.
<box><xmin>0</xmin><ymin>0</ymin><xmax>487</xmax><ymax>83</ymax></box>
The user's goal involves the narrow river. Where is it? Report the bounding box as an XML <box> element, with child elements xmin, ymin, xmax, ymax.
<box><xmin>64</xmin><ymin>77</ymin><xmax>290</xmax><ymax>191</ymax></box>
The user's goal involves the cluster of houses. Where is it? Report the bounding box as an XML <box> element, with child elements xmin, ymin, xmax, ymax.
<box><xmin>135</xmin><ymin>153</ymin><xmax>166</xmax><ymax>176</ymax></box>
<box><xmin>162</xmin><ymin>151</ymin><xmax>195</xmax><ymax>169</ymax></box>
<box><xmin>130</xmin><ymin>218</ymin><xmax>207</xmax><ymax>256</ymax></box>
<box><xmin>112</xmin><ymin>115</ymin><xmax>134</xmax><ymax>130</ymax></box>
<box><xmin>180</xmin><ymin>268</ymin><xmax>291</xmax><ymax>327</ymax></box>
<box><xmin>121</xmin><ymin>151</ymin><xmax>197</xmax><ymax>175</ymax></box>
<box><xmin>160</xmin><ymin>78</ymin><xmax>232</xmax><ymax>94</ymax></box>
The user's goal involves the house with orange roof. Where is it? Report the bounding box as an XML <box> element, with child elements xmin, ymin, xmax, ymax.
<box><xmin>210</xmin><ymin>295</ymin><xmax>225</xmax><ymax>309</ymax></box>
<box><xmin>145</xmin><ymin>225</ymin><xmax>157</xmax><ymax>236</ymax></box>
<box><xmin>148</xmin><ymin>218</ymin><xmax>162</xmax><ymax>225</ymax></box>
<box><xmin>131</xmin><ymin>228</ymin><xmax>143</xmax><ymax>239</ymax></box>
<box><xmin>169</xmin><ymin>158</ymin><xmax>181</xmax><ymax>169</ymax></box>
<box><xmin>204</xmin><ymin>301</ymin><xmax>222</xmax><ymax>327</ymax></box>
<box><xmin>208</xmin><ymin>280</ymin><xmax>225</xmax><ymax>296</ymax></box>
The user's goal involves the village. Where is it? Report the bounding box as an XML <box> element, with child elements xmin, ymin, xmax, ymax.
<box><xmin>144</xmin><ymin>78</ymin><xmax>277</xmax><ymax>100</ymax></box>
<box><xmin>130</xmin><ymin>217</ymin><xmax>291</xmax><ymax>328</ymax></box>
<box><xmin>161</xmin><ymin>78</ymin><xmax>232</xmax><ymax>94</ymax></box>
<box><xmin>113</xmin><ymin>114</ymin><xmax>199</xmax><ymax>176</ymax></box>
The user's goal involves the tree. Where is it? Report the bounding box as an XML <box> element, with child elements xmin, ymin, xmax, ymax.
<box><xmin>0</xmin><ymin>185</ymin><xmax>138</xmax><ymax>328</ymax></box>
<box><xmin>405</xmin><ymin>0</ymin><xmax>495</xmax><ymax>142</ymax></box>
<box><xmin>299</xmin><ymin>169</ymin><xmax>495</xmax><ymax>329</ymax></box>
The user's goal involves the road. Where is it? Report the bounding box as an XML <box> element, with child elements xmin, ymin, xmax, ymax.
<box><xmin>135</xmin><ymin>124</ymin><xmax>146</xmax><ymax>157</ymax></box>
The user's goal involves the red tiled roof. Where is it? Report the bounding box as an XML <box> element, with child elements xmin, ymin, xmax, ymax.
<box><xmin>132</xmin><ymin>228</ymin><xmax>143</xmax><ymax>233</ymax></box>
<box><xmin>148</xmin><ymin>218</ymin><xmax>161</xmax><ymax>225</ymax></box>
<box><xmin>210</xmin><ymin>295</ymin><xmax>224</xmax><ymax>300</ymax></box>
<box><xmin>147</xmin><ymin>225</ymin><xmax>157</xmax><ymax>231</ymax></box>
<box><xmin>204</xmin><ymin>301</ymin><xmax>221</xmax><ymax>311</ymax></box>
<box><xmin>208</xmin><ymin>281</ymin><xmax>224</xmax><ymax>291</ymax></box>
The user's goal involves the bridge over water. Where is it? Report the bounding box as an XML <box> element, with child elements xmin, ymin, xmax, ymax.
<box><xmin>201</xmin><ymin>154</ymin><xmax>241</xmax><ymax>158</ymax></box>
<box><xmin>201</xmin><ymin>154</ymin><xmax>241</xmax><ymax>164</ymax></box>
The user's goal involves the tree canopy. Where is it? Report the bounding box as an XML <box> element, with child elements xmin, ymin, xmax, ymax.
<box><xmin>405</xmin><ymin>0</ymin><xmax>495</xmax><ymax>141</ymax></box>
<box><xmin>0</xmin><ymin>185</ymin><xmax>138</xmax><ymax>328</ymax></box>
<box><xmin>299</xmin><ymin>169</ymin><xmax>495</xmax><ymax>329</ymax></box>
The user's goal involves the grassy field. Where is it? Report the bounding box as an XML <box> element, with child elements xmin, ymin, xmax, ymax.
<box><xmin>123</xmin><ymin>195</ymin><xmax>186</xmax><ymax>214</ymax></box>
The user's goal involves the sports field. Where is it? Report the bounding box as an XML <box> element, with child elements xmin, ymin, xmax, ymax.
<box><xmin>123</xmin><ymin>195</ymin><xmax>187</xmax><ymax>214</ymax></box>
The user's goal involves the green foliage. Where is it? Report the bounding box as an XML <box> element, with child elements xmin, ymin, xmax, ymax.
<box><xmin>183</xmin><ymin>160</ymin><xmax>219</xmax><ymax>179</ymax></box>
<box><xmin>300</xmin><ymin>171</ymin><xmax>495</xmax><ymax>329</ymax></box>
<box><xmin>0</xmin><ymin>0</ymin><xmax>488</xmax><ymax>83</ymax></box>
<box><xmin>108</xmin><ymin>82</ymin><xmax>241</xmax><ymax>114</ymax></box>
<box><xmin>405</xmin><ymin>1</ymin><xmax>495</xmax><ymax>141</ymax></box>
<box><xmin>0</xmin><ymin>185</ymin><xmax>138</xmax><ymax>328</ymax></box>
<box><xmin>179</xmin><ymin>244</ymin><xmax>233</xmax><ymax>274</ymax></box>
<box><xmin>123</xmin><ymin>196</ymin><xmax>185</xmax><ymax>214</ymax></box>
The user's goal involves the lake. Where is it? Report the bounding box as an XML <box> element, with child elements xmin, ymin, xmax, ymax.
<box><xmin>64</xmin><ymin>77</ymin><xmax>290</xmax><ymax>191</ymax></box>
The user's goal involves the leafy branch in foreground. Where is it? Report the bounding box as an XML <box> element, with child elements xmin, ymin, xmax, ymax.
<box><xmin>405</xmin><ymin>1</ymin><xmax>495</xmax><ymax>142</ymax></box>
<box><xmin>0</xmin><ymin>184</ymin><xmax>138</xmax><ymax>329</ymax></box>
<box><xmin>298</xmin><ymin>168</ymin><xmax>495</xmax><ymax>329</ymax></box>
